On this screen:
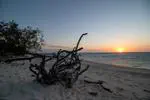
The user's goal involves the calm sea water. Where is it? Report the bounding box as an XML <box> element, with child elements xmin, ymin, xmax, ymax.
<box><xmin>80</xmin><ymin>52</ymin><xmax>150</xmax><ymax>69</ymax></box>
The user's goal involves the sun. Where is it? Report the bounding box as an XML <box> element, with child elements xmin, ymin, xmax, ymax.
<box><xmin>116</xmin><ymin>47</ymin><xmax>124</xmax><ymax>53</ymax></box>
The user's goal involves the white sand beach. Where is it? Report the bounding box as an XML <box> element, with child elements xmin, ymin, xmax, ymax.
<box><xmin>0</xmin><ymin>60</ymin><xmax>150</xmax><ymax>100</ymax></box>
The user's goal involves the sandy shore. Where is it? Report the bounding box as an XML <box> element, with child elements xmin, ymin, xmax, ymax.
<box><xmin>0</xmin><ymin>59</ymin><xmax>150</xmax><ymax>100</ymax></box>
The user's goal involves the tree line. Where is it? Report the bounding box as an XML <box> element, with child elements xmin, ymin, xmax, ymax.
<box><xmin>0</xmin><ymin>20</ymin><xmax>44</xmax><ymax>56</ymax></box>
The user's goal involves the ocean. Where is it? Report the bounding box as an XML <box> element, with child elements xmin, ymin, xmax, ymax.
<box><xmin>80</xmin><ymin>52</ymin><xmax>150</xmax><ymax>69</ymax></box>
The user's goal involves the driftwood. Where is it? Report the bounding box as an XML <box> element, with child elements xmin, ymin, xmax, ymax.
<box><xmin>88</xmin><ymin>92</ymin><xmax>98</xmax><ymax>96</ymax></box>
<box><xmin>5</xmin><ymin>57</ymin><xmax>35</xmax><ymax>63</ymax></box>
<box><xmin>5</xmin><ymin>33</ymin><xmax>89</xmax><ymax>88</ymax></box>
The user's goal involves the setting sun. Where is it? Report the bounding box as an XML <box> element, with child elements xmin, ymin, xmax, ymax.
<box><xmin>116</xmin><ymin>47</ymin><xmax>124</xmax><ymax>53</ymax></box>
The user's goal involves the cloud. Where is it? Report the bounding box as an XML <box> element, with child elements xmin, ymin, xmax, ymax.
<box><xmin>41</xmin><ymin>44</ymin><xmax>73</xmax><ymax>53</ymax></box>
<box><xmin>45</xmin><ymin>44</ymin><xmax>72</xmax><ymax>49</ymax></box>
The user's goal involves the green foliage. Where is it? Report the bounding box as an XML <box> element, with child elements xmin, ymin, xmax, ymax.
<box><xmin>0</xmin><ymin>20</ymin><xmax>44</xmax><ymax>55</ymax></box>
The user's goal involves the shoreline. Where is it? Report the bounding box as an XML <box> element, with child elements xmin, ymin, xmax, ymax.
<box><xmin>82</xmin><ymin>59</ymin><xmax>150</xmax><ymax>71</ymax></box>
<box><xmin>80</xmin><ymin>52</ymin><xmax>150</xmax><ymax>70</ymax></box>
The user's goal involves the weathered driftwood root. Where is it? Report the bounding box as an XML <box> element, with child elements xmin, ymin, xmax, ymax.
<box><xmin>4</xmin><ymin>33</ymin><xmax>89</xmax><ymax>88</ymax></box>
<box><xmin>5</xmin><ymin>57</ymin><xmax>35</xmax><ymax>63</ymax></box>
<box><xmin>44</xmin><ymin>33</ymin><xmax>89</xmax><ymax>87</ymax></box>
<box><xmin>5</xmin><ymin>53</ymin><xmax>53</xmax><ymax>63</ymax></box>
<box><xmin>88</xmin><ymin>92</ymin><xmax>98</xmax><ymax>96</ymax></box>
<box><xmin>84</xmin><ymin>80</ymin><xmax>113</xmax><ymax>93</ymax></box>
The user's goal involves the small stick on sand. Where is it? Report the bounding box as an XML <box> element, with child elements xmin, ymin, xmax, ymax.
<box><xmin>84</xmin><ymin>80</ymin><xmax>113</xmax><ymax>93</ymax></box>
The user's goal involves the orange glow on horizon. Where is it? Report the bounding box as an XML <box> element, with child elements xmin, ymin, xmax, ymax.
<box><xmin>81</xmin><ymin>44</ymin><xmax>150</xmax><ymax>52</ymax></box>
<box><xmin>116</xmin><ymin>47</ymin><xmax>124</xmax><ymax>53</ymax></box>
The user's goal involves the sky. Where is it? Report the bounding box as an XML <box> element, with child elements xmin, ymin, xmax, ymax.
<box><xmin>1</xmin><ymin>0</ymin><xmax>150</xmax><ymax>52</ymax></box>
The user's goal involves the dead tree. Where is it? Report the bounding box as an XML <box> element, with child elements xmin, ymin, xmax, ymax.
<box><xmin>5</xmin><ymin>33</ymin><xmax>89</xmax><ymax>88</ymax></box>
